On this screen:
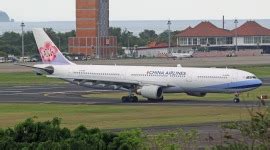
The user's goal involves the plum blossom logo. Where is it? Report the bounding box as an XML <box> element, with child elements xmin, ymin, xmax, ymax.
<box><xmin>39</xmin><ymin>42</ymin><xmax>59</xmax><ymax>62</ymax></box>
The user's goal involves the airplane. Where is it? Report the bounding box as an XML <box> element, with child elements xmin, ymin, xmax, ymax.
<box><xmin>20</xmin><ymin>28</ymin><xmax>262</xmax><ymax>103</ymax></box>
<box><xmin>170</xmin><ymin>51</ymin><xmax>194</xmax><ymax>59</ymax></box>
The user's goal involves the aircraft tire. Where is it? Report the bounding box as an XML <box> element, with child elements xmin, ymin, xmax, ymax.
<box><xmin>122</xmin><ymin>96</ymin><xmax>138</xmax><ymax>103</ymax></box>
<box><xmin>233</xmin><ymin>98</ymin><xmax>240</xmax><ymax>103</ymax></box>
<box><xmin>131</xmin><ymin>96</ymin><xmax>139</xmax><ymax>103</ymax></box>
<box><xmin>122</xmin><ymin>96</ymin><xmax>130</xmax><ymax>103</ymax></box>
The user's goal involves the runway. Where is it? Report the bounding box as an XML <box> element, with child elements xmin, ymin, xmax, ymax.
<box><xmin>0</xmin><ymin>84</ymin><xmax>103</xmax><ymax>104</ymax></box>
<box><xmin>262</xmin><ymin>78</ymin><xmax>270</xmax><ymax>86</ymax></box>
<box><xmin>0</xmin><ymin>83</ymin><xmax>268</xmax><ymax>106</ymax></box>
<box><xmin>0</xmin><ymin>83</ymin><xmax>268</xmax><ymax>147</ymax></box>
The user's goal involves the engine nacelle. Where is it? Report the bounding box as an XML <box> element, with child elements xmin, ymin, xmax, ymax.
<box><xmin>186</xmin><ymin>92</ymin><xmax>207</xmax><ymax>97</ymax></box>
<box><xmin>137</xmin><ymin>85</ymin><xmax>163</xmax><ymax>99</ymax></box>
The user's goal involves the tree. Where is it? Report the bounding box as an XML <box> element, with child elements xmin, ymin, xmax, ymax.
<box><xmin>109</xmin><ymin>27</ymin><xmax>124</xmax><ymax>55</ymax></box>
<box><xmin>23</xmin><ymin>31</ymin><xmax>37</xmax><ymax>56</ymax></box>
<box><xmin>120</xmin><ymin>29</ymin><xmax>133</xmax><ymax>47</ymax></box>
<box><xmin>0</xmin><ymin>118</ymin><xmax>147</xmax><ymax>150</ymax></box>
<box><xmin>0</xmin><ymin>28</ymin><xmax>180</xmax><ymax>57</ymax></box>
<box><xmin>139</xmin><ymin>29</ymin><xmax>158</xmax><ymax>45</ymax></box>
<box><xmin>0</xmin><ymin>51</ymin><xmax>7</xmax><ymax>57</ymax></box>
<box><xmin>0</xmin><ymin>28</ymin><xmax>76</xmax><ymax>58</ymax></box>
<box><xmin>0</xmin><ymin>32</ymin><xmax>21</xmax><ymax>55</ymax></box>
<box><xmin>109</xmin><ymin>28</ymin><xmax>143</xmax><ymax>55</ymax></box>
<box><xmin>109</xmin><ymin>129</ymin><xmax>146</xmax><ymax>150</ymax></box>
<box><xmin>59</xmin><ymin>30</ymin><xmax>76</xmax><ymax>52</ymax></box>
<box><xmin>215</xmin><ymin>108</ymin><xmax>270</xmax><ymax>149</ymax></box>
<box><xmin>158</xmin><ymin>30</ymin><xmax>179</xmax><ymax>46</ymax></box>
<box><xmin>109</xmin><ymin>27</ymin><xmax>122</xmax><ymax>43</ymax></box>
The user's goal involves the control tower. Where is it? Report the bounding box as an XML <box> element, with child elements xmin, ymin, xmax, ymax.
<box><xmin>69</xmin><ymin>0</ymin><xmax>117</xmax><ymax>58</ymax></box>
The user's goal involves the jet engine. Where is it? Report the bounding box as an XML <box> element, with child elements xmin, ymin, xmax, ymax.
<box><xmin>186</xmin><ymin>92</ymin><xmax>207</xmax><ymax>97</ymax></box>
<box><xmin>137</xmin><ymin>85</ymin><xmax>163</xmax><ymax>99</ymax></box>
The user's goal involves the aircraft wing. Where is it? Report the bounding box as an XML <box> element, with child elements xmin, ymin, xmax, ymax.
<box><xmin>48</xmin><ymin>75</ymin><xmax>169</xmax><ymax>90</ymax></box>
<box><xmin>14</xmin><ymin>63</ymin><xmax>54</xmax><ymax>75</ymax></box>
<box><xmin>14</xmin><ymin>63</ymin><xmax>41</xmax><ymax>69</ymax></box>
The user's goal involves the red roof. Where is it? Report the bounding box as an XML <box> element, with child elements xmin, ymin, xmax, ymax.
<box><xmin>147</xmin><ymin>41</ymin><xmax>168</xmax><ymax>48</ymax></box>
<box><xmin>137</xmin><ymin>46</ymin><xmax>170</xmax><ymax>51</ymax></box>
<box><xmin>231</xmin><ymin>21</ymin><xmax>270</xmax><ymax>36</ymax></box>
<box><xmin>177</xmin><ymin>21</ymin><xmax>233</xmax><ymax>37</ymax></box>
<box><xmin>177</xmin><ymin>26</ymin><xmax>192</xmax><ymax>35</ymax></box>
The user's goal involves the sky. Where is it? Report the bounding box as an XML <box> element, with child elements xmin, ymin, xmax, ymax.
<box><xmin>0</xmin><ymin>0</ymin><xmax>269</xmax><ymax>21</ymax></box>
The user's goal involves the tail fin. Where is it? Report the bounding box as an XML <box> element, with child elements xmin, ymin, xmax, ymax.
<box><xmin>33</xmin><ymin>28</ymin><xmax>74</xmax><ymax>65</ymax></box>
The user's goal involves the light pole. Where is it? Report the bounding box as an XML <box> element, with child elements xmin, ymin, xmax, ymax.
<box><xmin>167</xmin><ymin>20</ymin><xmax>172</xmax><ymax>53</ymax></box>
<box><xmin>21</xmin><ymin>22</ymin><xmax>25</xmax><ymax>62</ymax></box>
<box><xmin>125</xmin><ymin>28</ymin><xmax>130</xmax><ymax>53</ymax></box>
<box><xmin>234</xmin><ymin>19</ymin><xmax>238</xmax><ymax>51</ymax></box>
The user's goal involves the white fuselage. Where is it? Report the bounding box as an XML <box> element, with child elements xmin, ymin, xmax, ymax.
<box><xmin>37</xmin><ymin>64</ymin><xmax>262</xmax><ymax>94</ymax></box>
<box><xmin>31</xmin><ymin>28</ymin><xmax>262</xmax><ymax>102</ymax></box>
<box><xmin>171</xmin><ymin>52</ymin><xmax>193</xmax><ymax>58</ymax></box>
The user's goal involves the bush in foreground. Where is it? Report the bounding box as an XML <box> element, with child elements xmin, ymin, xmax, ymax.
<box><xmin>1</xmin><ymin>107</ymin><xmax>270</xmax><ymax>150</ymax></box>
<box><xmin>213</xmin><ymin>107</ymin><xmax>270</xmax><ymax>150</ymax></box>
<box><xmin>0</xmin><ymin>117</ymin><xmax>145</xmax><ymax>150</ymax></box>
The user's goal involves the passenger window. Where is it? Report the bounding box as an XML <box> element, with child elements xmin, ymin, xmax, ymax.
<box><xmin>246</xmin><ymin>76</ymin><xmax>257</xmax><ymax>79</ymax></box>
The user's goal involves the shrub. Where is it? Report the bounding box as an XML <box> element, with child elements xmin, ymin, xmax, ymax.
<box><xmin>214</xmin><ymin>108</ymin><xmax>270</xmax><ymax>149</ymax></box>
<box><xmin>0</xmin><ymin>117</ymin><xmax>146</xmax><ymax>150</ymax></box>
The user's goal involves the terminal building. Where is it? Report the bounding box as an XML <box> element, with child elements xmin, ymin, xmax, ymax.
<box><xmin>68</xmin><ymin>0</ymin><xmax>117</xmax><ymax>58</ymax></box>
<box><xmin>176</xmin><ymin>21</ymin><xmax>270</xmax><ymax>53</ymax></box>
<box><xmin>126</xmin><ymin>21</ymin><xmax>269</xmax><ymax>58</ymax></box>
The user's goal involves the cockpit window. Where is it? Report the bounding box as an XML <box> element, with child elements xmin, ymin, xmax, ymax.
<box><xmin>246</xmin><ymin>76</ymin><xmax>257</xmax><ymax>79</ymax></box>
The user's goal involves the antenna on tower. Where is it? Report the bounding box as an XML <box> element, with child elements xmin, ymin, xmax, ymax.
<box><xmin>222</xmin><ymin>15</ymin><xmax>225</xmax><ymax>29</ymax></box>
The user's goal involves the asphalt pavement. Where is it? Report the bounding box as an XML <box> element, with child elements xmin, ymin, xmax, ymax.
<box><xmin>0</xmin><ymin>82</ymin><xmax>269</xmax><ymax>106</ymax></box>
<box><xmin>0</xmin><ymin>82</ymin><xmax>268</xmax><ymax>148</ymax></box>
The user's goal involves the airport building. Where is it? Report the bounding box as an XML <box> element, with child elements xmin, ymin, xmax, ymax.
<box><xmin>68</xmin><ymin>0</ymin><xmax>117</xmax><ymax>58</ymax></box>
<box><xmin>176</xmin><ymin>21</ymin><xmax>270</xmax><ymax>53</ymax></box>
<box><xmin>127</xmin><ymin>21</ymin><xmax>270</xmax><ymax>58</ymax></box>
<box><xmin>124</xmin><ymin>42</ymin><xmax>192</xmax><ymax>58</ymax></box>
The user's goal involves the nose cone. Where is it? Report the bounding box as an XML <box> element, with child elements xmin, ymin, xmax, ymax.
<box><xmin>257</xmin><ymin>79</ymin><xmax>263</xmax><ymax>87</ymax></box>
<box><xmin>250</xmin><ymin>79</ymin><xmax>263</xmax><ymax>89</ymax></box>
<box><xmin>246</xmin><ymin>79</ymin><xmax>263</xmax><ymax>89</ymax></box>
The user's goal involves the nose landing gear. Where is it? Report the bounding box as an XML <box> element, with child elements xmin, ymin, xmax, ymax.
<box><xmin>233</xmin><ymin>93</ymin><xmax>240</xmax><ymax>103</ymax></box>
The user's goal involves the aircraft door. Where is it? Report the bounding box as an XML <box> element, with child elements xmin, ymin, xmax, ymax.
<box><xmin>186</xmin><ymin>73</ymin><xmax>192</xmax><ymax>82</ymax></box>
<box><xmin>120</xmin><ymin>69</ymin><xmax>127</xmax><ymax>81</ymax></box>
<box><xmin>229</xmin><ymin>70</ymin><xmax>238</xmax><ymax>90</ymax></box>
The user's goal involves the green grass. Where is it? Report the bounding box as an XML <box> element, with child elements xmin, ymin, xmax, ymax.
<box><xmin>236</xmin><ymin>65</ymin><xmax>270</xmax><ymax>78</ymax></box>
<box><xmin>0</xmin><ymin>104</ymin><xmax>253</xmax><ymax>129</ymax></box>
<box><xmin>0</xmin><ymin>72</ymin><xmax>65</xmax><ymax>85</ymax></box>
<box><xmin>83</xmin><ymin>86</ymin><xmax>270</xmax><ymax>101</ymax></box>
<box><xmin>164</xmin><ymin>86</ymin><xmax>270</xmax><ymax>101</ymax></box>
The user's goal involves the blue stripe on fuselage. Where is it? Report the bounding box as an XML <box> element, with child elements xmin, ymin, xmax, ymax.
<box><xmin>226</xmin><ymin>83</ymin><xmax>262</xmax><ymax>89</ymax></box>
<box><xmin>197</xmin><ymin>79</ymin><xmax>262</xmax><ymax>91</ymax></box>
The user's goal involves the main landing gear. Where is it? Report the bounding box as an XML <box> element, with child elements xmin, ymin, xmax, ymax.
<box><xmin>233</xmin><ymin>93</ymin><xmax>240</xmax><ymax>103</ymax></box>
<box><xmin>121</xmin><ymin>87</ymin><xmax>164</xmax><ymax>103</ymax></box>
<box><xmin>122</xmin><ymin>87</ymin><xmax>139</xmax><ymax>103</ymax></box>
<box><xmin>121</xmin><ymin>96</ymin><xmax>138</xmax><ymax>103</ymax></box>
